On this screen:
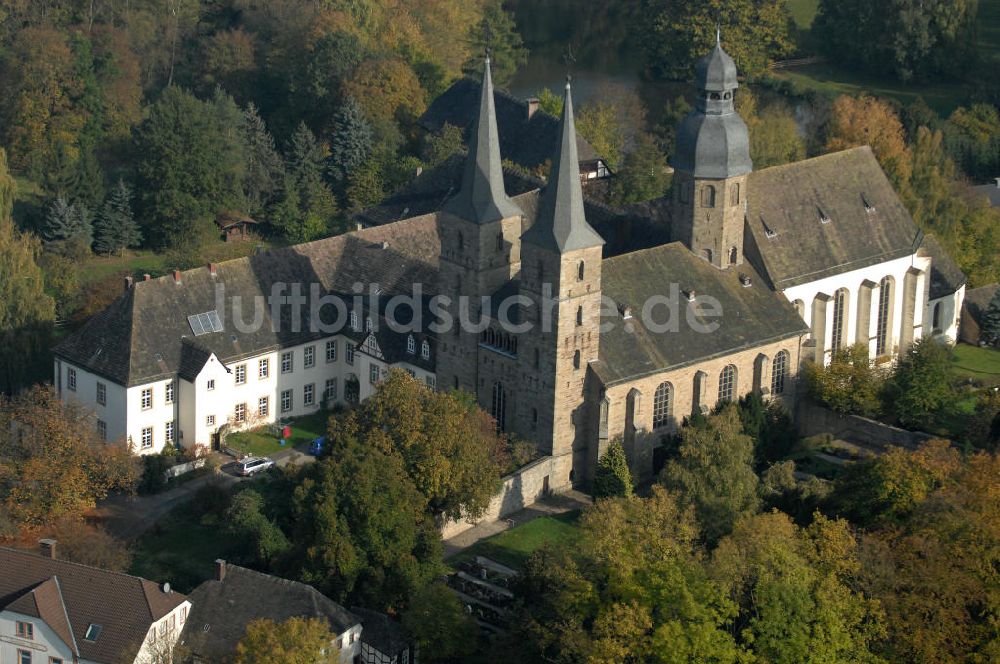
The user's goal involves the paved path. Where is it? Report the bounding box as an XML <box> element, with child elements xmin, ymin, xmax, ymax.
<box><xmin>442</xmin><ymin>490</ymin><xmax>592</xmax><ymax>560</ymax></box>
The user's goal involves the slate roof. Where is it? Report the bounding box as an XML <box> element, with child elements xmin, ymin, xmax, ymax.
<box><xmin>181</xmin><ymin>564</ymin><xmax>359</xmax><ymax>662</ymax></box>
<box><xmin>920</xmin><ymin>234</ymin><xmax>966</xmax><ymax>299</ymax></box>
<box><xmin>420</xmin><ymin>77</ymin><xmax>600</xmax><ymax>171</ymax></box>
<box><xmin>593</xmin><ymin>243</ymin><xmax>808</xmax><ymax>386</ymax></box>
<box><xmin>696</xmin><ymin>41</ymin><xmax>739</xmax><ymax>92</ymax></box>
<box><xmin>521</xmin><ymin>81</ymin><xmax>605</xmax><ymax>253</ymax></box>
<box><xmin>54</xmin><ymin>219</ymin><xmax>441</xmax><ymax>387</ymax></box>
<box><xmin>0</xmin><ymin>547</ymin><xmax>187</xmax><ymax>664</ymax></box>
<box><xmin>745</xmin><ymin>146</ymin><xmax>923</xmax><ymax>290</ymax></box>
<box><xmin>350</xmin><ymin>606</ymin><xmax>410</xmax><ymax>657</ymax></box>
<box><xmin>971</xmin><ymin>180</ymin><xmax>1000</xmax><ymax>207</ymax></box>
<box><xmin>441</xmin><ymin>57</ymin><xmax>523</xmax><ymax>224</ymax></box>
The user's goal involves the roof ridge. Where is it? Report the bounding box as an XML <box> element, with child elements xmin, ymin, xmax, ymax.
<box><xmin>50</xmin><ymin>575</ymin><xmax>80</xmax><ymax>657</ymax></box>
<box><xmin>752</xmin><ymin>145</ymin><xmax>873</xmax><ymax>176</ymax></box>
<box><xmin>601</xmin><ymin>240</ymin><xmax>687</xmax><ymax>267</ymax></box>
<box><xmin>0</xmin><ymin>546</ymin><xmax>185</xmax><ymax>588</ymax></box>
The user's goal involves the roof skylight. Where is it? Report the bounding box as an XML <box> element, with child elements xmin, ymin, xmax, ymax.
<box><xmin>187</xmin><ymin>310</ymin><xmax>223</xmax><ymax>336</ymax></box>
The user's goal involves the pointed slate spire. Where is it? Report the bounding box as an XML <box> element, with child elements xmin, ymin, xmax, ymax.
<box><xmin>522</xmin><ymin>78</ymin><xmax>604</xmax><ymax>253</ymax></box>
<box><xmin>442</xmin><ymin>55</ymin><xmax>522</xmax><ymax>224</ymax></box>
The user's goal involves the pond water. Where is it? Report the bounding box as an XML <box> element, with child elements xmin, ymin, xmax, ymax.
<box><xmin>507</xmin><ymin>0</ymin><xmax>687</xmax><ymax>124</ymax></box>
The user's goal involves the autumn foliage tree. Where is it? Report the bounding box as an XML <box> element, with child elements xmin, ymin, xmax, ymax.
<box><xmin>331</xmin><ymin>369</ymin><xmax>503</xmax><ymax>521</ymax></box>
<box><xmin>234</xmin><ymin>617</ymin><xmax>337</xmax><ymax>664</ymax></box>
<box><xmin>826</xmin><ymin>95</ymin><xmax>912</xmax><ymax>188</ymax></box>
<box><xmin>0</xmin><ymin>386</ymin><xmax>137</xmax><ymax>529</ymax></box>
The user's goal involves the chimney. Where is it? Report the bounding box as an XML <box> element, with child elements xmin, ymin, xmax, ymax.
<box><xmin>526</xmin><ymin>97</ymin><xmax>540</xmax><ymax>119</ymax></box>
<box><xmin>39</xmin><ymin>539</ymin><xmax>57</xmax><ymax>559</ymax></box>
<box><xmin>173</xmin><ymin>270</ymin><xmax>182</xmax><ymax>284</ymax></box>
<box><xmin>123</xmin><ymin>275</ymin><xmax>134</xmax><ymax>292</ymax></box>
<box><xmin>208</xmin><ymin>263</ymin><xmax>217</xmax><ymax>277</ymax></box>
<box><xmin>215</xmin><ymin>559</ymin><xmax>227</xmax><ymax>582</ymax></box>
<box><xmin>143</xmin><ymin>273</ymin><xmax>151</xmax><ymax>281</ymax></box>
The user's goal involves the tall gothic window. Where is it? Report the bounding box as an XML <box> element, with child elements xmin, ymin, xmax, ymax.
<box><xmin>771</xmin><ymin>351</ymin><xmax>789</xmax><ymax>395</ymax></box>
<box><xmin>576</xmin><ymin>306</ymin><xmax>583</xmax><ymax>326</ymax></box>
<box><xmin>718</xmin><ymin>365</ymin><xmax>737</xmax><ymax>403</ymax></box>
<box><xmin>491</xmin><ymin>382</ymin><xmax>507</xmax><ymax>431</ymax></box>
<box><xmin>932</xmin><ymin>302</ymin><xmax>942</xmax><ymax>332</ymax></box>
<box><xmin>876</xmin><ymin>276</ymin><xmax>893</xmax><ymax>356</ymax></box>
<box><xmin>652</xmin><ymin>382</ymin><xmax>673</xmax><ymax>429</ymax></box>
<box><xmin>578</xmin><ymin>260</ymin><xmax>585</xmax><ymax>281</ymax></box>
<box><xmin>831</xmin><ymin>288</ymin><xmax>848</xmax><ymax>352</ymax></box>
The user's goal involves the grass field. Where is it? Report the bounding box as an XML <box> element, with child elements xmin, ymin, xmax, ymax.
<box><xmin>449</xmin><ymin>511</ymin><xmax>581</xmax><ymax>571</ymax></box>
<box><xmin>130</xmin><ymin>506</ymin><xmax>237</xmax><ymax>593</ymax></box>
<box><xmin>951</xmin><ymin>343</ymin><xmax>1000</xmax><ymax>384</ymax></box>
<box><xmin>225</xmin><ymin>409</ymin><xmax>331</xmax><ymax>457</ymax></box>
<box><xmin>787</xmin><ymin>0</ymin><xmax>819</xmax><ymax>30</ymax></box>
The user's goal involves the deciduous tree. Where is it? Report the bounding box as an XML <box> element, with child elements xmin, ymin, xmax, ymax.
<box><xmin>234</xmin><ymin>617</ymin><xmax>337</xmax><ymax>664</ymax></box>
<box><xmin>826</xmin><ymin>95</ymin><xmax>912</xmax><ymax>188</ymax></box>
<box><xmin>884</xmin><ymin>337</ymin><xmax>957</xmax><ymax>429</ymax></box>
<box><xmin>402</xmin><ymin>583</ymin><xmax>478</xmax><ymax>662</ymax></box>
<box><xmin>660</xmin><ymin>404</ymin><xmax>761</xmax><ymax>543</ymax></box>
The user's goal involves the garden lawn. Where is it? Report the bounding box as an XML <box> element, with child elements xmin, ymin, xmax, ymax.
<box><xmin>225</xmin><ymin>410</ymin><xmax>332</xmax><ymax>457</ymax></box>
<box><xmin>951</xmin><ymin>343</ymin><xmax>1000</xmax><ymax>385</ymax></box>
<box><xmin>449</xmin><ymin>511</ymin><xmax>581</xmax><ymax>571</ymax></box>
<box><xmin>787</xmin><ymin>0</ymin><xmax>819</xmax><ymax>30</ymax></box>
<box><xmin>129</xmin><ymin>505</ymin><xmax>237</xmax><ymax>594</ymax></box>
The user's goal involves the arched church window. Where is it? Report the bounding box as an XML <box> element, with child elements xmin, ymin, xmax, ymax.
<box><xmin>578</xmin><ymin>260</ymin><xmax>585</xmax><ymax>281</ymax></box>
<box><xmin>652</xmin><ymin>382</ymin><xmax>673</xmax><ymax>429</ymax></box>
<box><xmin>718</xmin><ymin>365</ymin><xmax>737</xmax><ymax>403</ymax></box>
<box><xmin>730</xmin><ymin>182</ymin><xmax>740</xmax><ymax>205</ymax></box>
<box><xmin>771</xmin><ymin>351</ymin><xmax>789</xmax><ymax>395</ymax></box>
<box><xmin>729</xmin><ymin>246</ymin><xmax>738</xmax><ymax>265</ymax></box>
<box><xmin>703</xmin><ymin>248</ymin><xmax>713</xmax><ymax>263</ymax></box>
<box><xmin>491</xmin><ymin>382</ymin><xmax>506</xmax><ymax>431</ymax></box>
<box><xmin>932</xmin><ymin>302</ymin><xmax>943</xmax><ymax>332</ymax></box>
<box><xmin>576</xmin><ymin>306</ymin><xmax>583</xmax><ymax>326</ymax></box>
<box><xmin>702</xmin><ymin>185</ymin><xmax>716</xmax><ymax>208</ymax></box>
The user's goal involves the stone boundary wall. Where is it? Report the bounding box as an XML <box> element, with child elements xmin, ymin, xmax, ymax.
<box><xmin>440</xmin><ymin>456</ymin><xmax>558</xmax><ymax>540</ymax></box>
<box><xmin>163</xmin><ymin>457</ymin><xmax>206</xmax><ymax>480</ymax></box>
<box><xmin>796</xmin><ymin>400</ymin><xmax>938</xmax><ymax>451</ymax></box>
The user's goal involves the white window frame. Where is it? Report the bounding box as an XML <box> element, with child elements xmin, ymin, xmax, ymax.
<box><xmin>304</xmin><ymin>383</ymin><xmax>315</xmax><ymax>406</ymax></box>
<box><xmin>280</xmin><ymin>389</ymin><xmax>292</xmax><ymax>413</ymax></box>
<box><xmin>96</xmin><ymin>382</ymin><xmax>106</xmax><ymax>406</ymax></box>
<box><xmin>67</xmin><ymin>368</ymin><xmax>77</xmax><ymax>391</ymax></box>
<box><xmin>141</xmin><ymin>427</ymin><xmax>153</xmax><ymax>449</ymax></box>
<box><xmin>207</xmin><ymin>379</ymin><xmax>215</xmax><ymax>391</ymax></box>
<box><xmin>141</xmin><ymin>388</ymin><xmax>152</xmax><ymax>410</ymax></box>
<box><xmin>165</xmin><ymin>381</ymin><xmax>174</xmax><ymax>404</ymax></box>
<box><xmin>206</xmin><ymin>415</ymin><xmax>216</xmax><ymax>427</ymax></box>
<box><xmin>326</xmin><ymin>339</ymin><xmax>337</xmax><ymax>363</ymax></box>
<box><xmin>346</xmin><ymin>343</ymin><xmax>355</xmax><ymax>365</ymax></box>
<box><xmin>325</xmin><ymin>378</ymin><xmax>337</xmax><ymax>400</ymax></box>
<box><xmin>235</xmin><ymin>364</ymin><xmax>247</xmax><ymax>385</ymax></box>
<box><xmin>421</xmin><ymin>340</ymin><xmax>430</xmax><ymax>360</ymax></box>
<box><xmin>369</xmin><ymin>364</ymin><xmax>379</xmax><ymax>385</ymax></box>
<box><xmin>258</xmin><ymin>396</ymin><xmax>269</xmax><ymax>418</ymax></box>
<box><xmin>281</xmin><ymin>351</ymin><xmax>293</xmax><ymax>374</ymax></box>
<box><xmin>97</xmin><ymin>419</ymin><xmax>107</xmax><ymax>441</ymax></box>
<box><xmin>304</xmin><ymin>345</ymin><xmax>315</xmax><ymax>368</ymax></box>
<box><xmin>407</xmin><ymin>335</ymin><xmax>415</xmax><ymax>354</ymax></box>
<box><xmin>165</xmin><ymin>421</ymin><xmax>175</xmax><ymax>445</ymax></box>
<box><xmin>234</xmin><ymin>403</ymin><xmax>247</xmax><ymax>423</ymax></box>
<box><xmin>259</xmin><ymin>358</ymin><xmax>269</xmax><ymax>378</ymax></box>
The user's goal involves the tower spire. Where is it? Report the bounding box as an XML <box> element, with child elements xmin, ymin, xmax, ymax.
<box><xmin>521</xmin><ymin>78</ymin><xmax>603</xmax><ymax>253</ymax></box>
<box><xmin>442</xmin><ymin>55</ymin><xmax>521</xmax><ymax>224</ymax></box>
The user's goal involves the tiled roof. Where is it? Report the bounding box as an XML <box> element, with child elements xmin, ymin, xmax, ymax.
<box><xmin>181</xmin><ymin>564</ymin><xmax>359</xmax><ymax>661</ymax></box>
<box><xmin>745</xmin><ymin>146</ymin><xmax>923</xmax><ymax>289</ymax></box>
<box><xmin>54</xmin><ymin>219</ymin><xmax>442</xmax><ymax>387</ymax></box>
<box><xmin>593</xmin><ymin>243</ymin><xmax>808</xmax><ymax>385</ymax></box>
<box><xmin>920</xmin><ymin>234</ymin><xmax>966</xmax><ymax>299</ymax></box>
<box><xmin>350</xmin><ymin>606</ymin><xmax>410</xmax><ymax>657</ymax></box>
<box><xmin>0</xmin><ymin>547</ymin><xmax>186</xmax><ymax>664</ymax></box>
<box><xmin>420</xmin><ymin>77</ymin><xmax>600</xmax><ymax>170</ymax></box>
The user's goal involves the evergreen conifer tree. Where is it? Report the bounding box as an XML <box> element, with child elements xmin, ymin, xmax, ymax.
<box><xmin>43</xmin><ymin>197</ymin><xmax>92</xmax><ymax>249</ymax></box>
<box><xmin>271</xmin><ymin>123</ymin><xmax>339</xmax><ymax>242</ymax></box>
<box><xmin>981</xmin><ymin>289</ymin><xmax>1000</xmax><ymax>346</ymax></box>
<box><xmin>94</xmin><ymin>180</ymin><xmax>142</xmax><ymax>256</ymax></box>
<box><xmin>593</xmin><ymin>438</ymin><xmax>634</xmax><ymax>499</ymax></box>
<box><xmin>327</xmin><ymin>97</ymin><xmax>373</xmax><ymax>185</ymax></box>
<box><xmin>242</xmin><ymin>102</ymin><xmax>284</xmax><ymax>215</ymax></box>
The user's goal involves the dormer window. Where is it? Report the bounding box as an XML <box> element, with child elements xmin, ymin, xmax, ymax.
<box><xmin>407</xmin><ymin>335</ymin><xmax>415</xmax><ymax>354</ymax></box>
<box><xmin>16</xmin><ymin>621</ymin><xmax>33</xmax><ymax>639</ymax></box>
<box><xmin>818</xmin><ymin>206</ymin><xmax>831</xmax><ymax>224</ymax></box>
<box><xmin>350</xmin><ymin>311</ymin><xmax>358</xmax><ymax>331</ymax></box>
<box><xmin>862</xmin><ymin>194</ymin><xmax>876</xmax><ymax>213</ymax></box>
<box><xmin>761</xmin><ymin>215</ymin><xmax>777</xmax><ymax>238</ymax></box>
<box><xmin>421</xmin><ymin>340</ymin><xmax>430</xmax><ymax>360</ymax></box>
<box><xmin>84</xmin><ymin>624</ymin><xmax>103</xmax><ymax>642</ymax></box>
<box><xmin>365</xmin><ymin>317</ymin><xmax>373</xmax><ymax>332</ymax></box>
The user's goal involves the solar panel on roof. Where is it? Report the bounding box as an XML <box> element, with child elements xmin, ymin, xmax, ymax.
<box><xmin>188</xmin><ymin>310</ymin><xmax>223</xmax><ymax>336</ymax></box>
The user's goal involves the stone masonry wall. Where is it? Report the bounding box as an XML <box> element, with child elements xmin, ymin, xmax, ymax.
<box><xmin>796</xmin><ymin>399</ymin><xmax>938</xmax><ymax>451</ymax></box>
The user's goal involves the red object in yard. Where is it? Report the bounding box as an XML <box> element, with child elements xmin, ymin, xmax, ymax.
<box><xmin>282</xmin><ymin>425</ymin><xmax>291</xmax><ymax>439</ymax></box>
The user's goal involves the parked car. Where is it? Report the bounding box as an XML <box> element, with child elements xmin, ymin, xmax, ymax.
<box><xmin>236</xmin><ymin>456</ymin><xmax>275</xmax><ymax>476</ymax></box>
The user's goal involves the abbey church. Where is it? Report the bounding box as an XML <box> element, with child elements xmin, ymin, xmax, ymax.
<box><xmin>53</xmin><ymin>42</ymin><xmax>963</xmax><ymax>488</ymax></box>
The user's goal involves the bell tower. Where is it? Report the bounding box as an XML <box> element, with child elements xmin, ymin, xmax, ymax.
<box><xmin>436</xmin><ymin>56</ymin><xmax>524</xmax><ymax>394</ymax></box>
<box><xmin>671</xmin><ymin>35</ymin><xmax>752</xmax><ymax>269</ymax></box>
<box><xmin>517</xmin><ymin>78</ymin><xmax>605</xmax><ymax>487</ymax></box>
